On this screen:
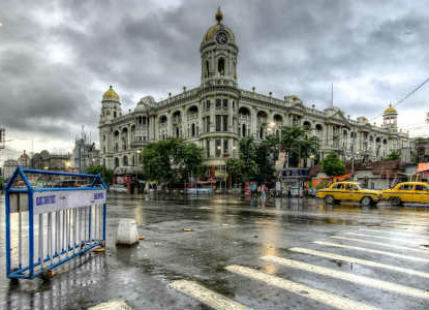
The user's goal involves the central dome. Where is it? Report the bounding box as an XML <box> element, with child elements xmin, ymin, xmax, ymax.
<box><xmin>102</xmin><ymin>85</ymin><xmax>120</xmax><ymax>101</ymax></box>
<box><xmin>384</xmin><ymin>104</ymin><xmax>397</xmax><ymax>115</ymax></box>
<box><xmin>201</xmin><ymin>7</ymin><xmax>236</xmax><ymax>45</ymax></box>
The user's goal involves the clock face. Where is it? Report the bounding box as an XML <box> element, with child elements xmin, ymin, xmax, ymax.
<box><xmin>215</xmin><ymin>31</ymin><xmax>228</xmax><ymax>44</ymax></box>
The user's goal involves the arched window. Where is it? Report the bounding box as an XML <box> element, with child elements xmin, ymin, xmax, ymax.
<box><xmin>191</xmin><ymin>123</ymin><xmax>196</xmax><ymax>137</ymax></box>
<box><xmin>218</xmin><ymin>58</ymin><xmax>225</xmax><ymax>75</ymax></box>
<box><xmin>123</xmin><ymin>156</ymin><xmax>128</xmax><ymax>166</ymax></box>
<box><xmin>114</xmin><ymin>158</ymin><xmax>119</xmax><ymax>168</ymax></box>
<box><xmin>303</xmin><ymin>121</ymin><xmax>311</xmax><ymax>130</ymax></box>
<box><xmin>205</xmin><ymin>60</ymin><xmax>210</xmax><ymax>77</ymax></box>
<box><xmin>260</xmin><ymin>127</ymin><xmax>264</xmax><ymax>139</ymax></box>
<box><xmin>242</xmin><ymin>124</ymin><xmax>246</xmax><ymax>137</ymax></box>
<box><xmin>176</xmin><ymin>127</ymin><xmax>180</xmax><ymax>137</ymax></box>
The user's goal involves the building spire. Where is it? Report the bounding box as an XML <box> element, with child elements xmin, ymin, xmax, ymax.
<box><xmin>215</xmin><ymin>6</ymin><xmax>223</xmax><ymax>24</ymax></box>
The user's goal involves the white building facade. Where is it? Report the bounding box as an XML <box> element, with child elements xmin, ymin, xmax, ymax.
<box><xmin>98</xmin><ymin>9</ymin><xmax>410</xmax><ymax>176</ymax></box>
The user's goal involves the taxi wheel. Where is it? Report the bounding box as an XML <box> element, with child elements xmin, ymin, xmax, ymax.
<box><xmin>390</xmin><ymin>197</ymin><xmax>402</xmax><ymax>207</ymax></box>
<box><xmin>360</xmin><ymin>196</ymin><xmax>372</xmax><ymax>207</ymax></box>
<box><xmin>324</xmin><ymin>195</ymin><xmax>335</xmax><ymax>204</ymax></box>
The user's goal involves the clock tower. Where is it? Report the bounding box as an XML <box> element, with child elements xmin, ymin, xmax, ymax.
<box><xmin>200</xmin><ymin>7</ymin><xmax>238</xmax><ymax>87</ymax></box>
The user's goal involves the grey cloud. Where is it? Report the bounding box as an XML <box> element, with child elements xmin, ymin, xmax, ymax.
<box><xmin>0</xmin><ymin>0</ymin><xmax>428</xmax><ymax>151</ymax></box>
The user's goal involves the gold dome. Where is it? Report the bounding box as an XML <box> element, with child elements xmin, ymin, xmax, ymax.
<box><xmin>384</xmin><ymin>104</ymin><xmax>397</xmax><ymax>115</ymax></box>
<box><xmin>102</xmin><ymin>85</ymin><xmax>119</xmax><ymax>101</ymax></box>
<box><xmin>202</xmin><ymin>8</ymin><xmax>235</xmax><ymax>45</ymax></box>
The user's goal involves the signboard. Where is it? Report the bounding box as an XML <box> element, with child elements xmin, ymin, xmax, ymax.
<box><xmin>32</xmin><ymin>189</ymin><xmax>106</xmax><ymax>215</ymax></box>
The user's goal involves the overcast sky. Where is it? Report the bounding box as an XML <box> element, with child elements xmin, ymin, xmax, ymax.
<box><xmin>1</xmin><ymin>0</ymin><xmax>428</xmax><ymax>161</ymax></box>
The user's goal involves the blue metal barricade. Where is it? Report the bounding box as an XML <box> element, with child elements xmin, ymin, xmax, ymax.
<box><xmin>5</xmin><ymin>167</ymin><xmax>107</xmax><ymax>279</ymax></box>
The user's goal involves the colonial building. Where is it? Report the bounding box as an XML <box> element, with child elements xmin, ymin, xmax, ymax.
<box><xmin>98</xmin><ymin>8</ymin><xmax>410</xmax><ymax>178</ymax></box>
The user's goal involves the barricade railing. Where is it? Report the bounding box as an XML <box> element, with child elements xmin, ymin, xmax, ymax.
<box><xmin>5</xmin><ymin>167</ymin><xmax>107</xmax><ymax>279</ymax></box>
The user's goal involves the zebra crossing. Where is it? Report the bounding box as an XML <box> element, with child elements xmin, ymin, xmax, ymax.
<box><xmin>169</xmin><ymin>228</ymin><xmax>429</xmax><ymax>310</ymax></box>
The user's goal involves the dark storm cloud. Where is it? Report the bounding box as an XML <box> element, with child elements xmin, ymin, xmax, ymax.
<box><xmin>0</xmin><ymin>0</ymin><xmax>428</xmax><ymax>152</ymax></box>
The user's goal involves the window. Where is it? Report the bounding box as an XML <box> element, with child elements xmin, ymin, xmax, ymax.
<box><xmin>415</xmin><ymin>185</ymin><xmax>428</xmax><ymax>191</ymax></box>
<box><xmin>218</xmin><ymin>58</ymin><xmax>225</xmax><ymax>75</ymax></box>
<box><xmin>206</xmin><ymin>100</ymin><xmax>211</xmax><ymax>110</ymax></box>
<box><xmin>113</xmin><ymin>111</ymin><xmax>117</xmax><ymax>118</ymax></box>
<box><xmin>114</xmin><ymin>158</ymin><xmax>119</xmax><ymax>168</ymax></box>
<box><xmin>142</xmin><ymin>117</ymin><xmax>147</xmax><ymax>125</ymax></box>
<box><xmin>242</xmin><ymin>124</ymin><xmax>246</xmax><ymax>137</ymax></box>
<box><xmin>206</xmin><ymin>116</ymin><xmax>210</xmax><ymax>132</ymax></box>
<box><xmin>332</xmin><ymin>184</ymin><xmax>345</xmax><ymax>189</ymax></box>
<box><xmin>259</xmin><ymin>127</ymin><xmax>264</xmax><ymax>139</ymax></box>
<box><xmin>223</xmin><ymin>99</ymin><xmax>228</xmax><ymax>108</ymax></box>
<box><xmin>132</xmin><ymin>155</ymin><xmax>136</xmax><ymax>166</ymax></box>
<box><xmin>205</xmin><ymin>60</ymin><xmax>210</xmax><ymax>77</ymax></box>
<box><xmin>223</xmin><ymin>116</ymin><xmax>228</xmax><ymax>131</ymax></box>
<box><xmin>123</xmin><ymin>156</ymin><xmax>128</xmax><ymax>166</ymax></box>
<box><xmin>216</xmin><ymin>115</ymin><xmax>221</xmax><ymax>131</ymax></box>
<box><xmin>191</xmin><ymin>123</ymin><xmax>196</xmax><ymax>137</ymax></box>
<box><xmin>176</xmin><ymin>127</ymin><xmax>180</xmax><ymax>137</ymax></box>
<box><xmin>216</xmin><ymin>99</ymin><xmax>222</xmax><ymax>109</ymax></box>
<box><xmin>399</xmin><ymin>184</ymin><xmax>413</xmax><ymax>191</ymax></box>
<box><xmin>223</xmin><ymin>139</ymin><xmax>228</xmax><ymax>154</ymax></box>
<box><xmin>206</xmin><ymin>140</ymin><xmax>210</xmax><ymax>158</ymax></box>
<box><xmin>215</xmin><ymin>139</ymin><xmax>221</xmax><ymax>157</ymax></box>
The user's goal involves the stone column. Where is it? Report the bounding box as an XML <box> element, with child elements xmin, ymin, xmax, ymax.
<box><xmin>251</xmin><ymin>107</ymin><xmax>257</xmax><ymax>137</ymax></box>
<box><xmin>228</xmin><ymin>98</ymin><xmax>233</xmax><ymax>132</ymax></box>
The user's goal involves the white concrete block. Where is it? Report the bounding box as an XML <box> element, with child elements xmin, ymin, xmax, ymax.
<box><xmin>116</xmin><ymin>219</ymin><xmax>139</xmax><ymax>246</ymax></box>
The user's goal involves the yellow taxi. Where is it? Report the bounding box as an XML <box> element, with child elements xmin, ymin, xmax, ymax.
<box><xmin>317</xmin><ymin>182</ymin><xmax>381</xmax><ymax>206</ymax></box>
<box><xmin>381</xmin><ymin>182</ymin><xmax>429</xmax><ymax>206</ymax></box>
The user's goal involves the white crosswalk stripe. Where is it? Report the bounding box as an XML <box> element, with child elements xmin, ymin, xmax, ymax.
<box><xmin>289</xmin><ymin>247</ymin><xmax>429</xmax><ymax>278</ymax></box>
<box><xmin>345</xmin><ymin>232</ymin><xmax>426</xmax><ymax>243</ymax></box>
<box><xmin>332</xmin><ymin>236</ymin><xmax>429</xmax><ymax>254</ymax></box>
<box><xmin>360</xmin><ymin>228</ymin><xmax>429</xmax><ymax>238</ymax></box>
<box><xmin>170</xmin><ymin>280</ymin><xmax>250</xmax><ymax>310</ymax></box>
<box><xmin>226</xmin><ymin>265</ymin><xmax>382</xmax><ymax>310</ymax></box>
<box><xmin>313</xmin><ymin>241</ymin><xmax>429</xmax><ymax>262</ymax></box>
<box><xmin>261</xmin><ymin>255</ymin><xmax>429</xmax><ymax>300</ymax></box>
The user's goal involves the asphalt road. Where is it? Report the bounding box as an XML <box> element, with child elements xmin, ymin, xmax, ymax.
<box><xmin>1</xmin><ymin>193</ymin><xmax>429</xmax><ymax>310</ymax></box>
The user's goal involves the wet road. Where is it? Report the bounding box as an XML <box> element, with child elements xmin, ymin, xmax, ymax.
<box><xmin>1</xmin><ymin>193</ymin><xmax>429</xmax><ymax>310</ymax></box>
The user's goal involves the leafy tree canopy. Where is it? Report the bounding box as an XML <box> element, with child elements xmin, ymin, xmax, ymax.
<box><xmin>140</xmin><ymin>138</ymin><xmax>203</xmax><ymax>183</ymax></box>
<box><xmin>321</xmin><ymin>151</ymin><xmax>346</xmax><ymax>177</ymax></box>
<box><xmin>385</xmin><ymin>150</ymin><xmax>401</xmax><ymax>161</ymax></box>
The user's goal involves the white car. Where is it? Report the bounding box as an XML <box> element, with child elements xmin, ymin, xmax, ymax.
<box><xmin>109</xmin><ymin>184</ymin><xmax>128</xmax><ymax>193</ymax></box>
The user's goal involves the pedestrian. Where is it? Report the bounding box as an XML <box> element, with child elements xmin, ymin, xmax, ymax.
<box><xmin>260</xmin><ymin>184</ymin><xmax>266</xmax><ymax>200</ymax></box>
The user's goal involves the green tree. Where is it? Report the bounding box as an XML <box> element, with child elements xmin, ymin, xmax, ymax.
<box><xmin>86</xmin><ymin>165</ymin><xmax>114</xmax><ymax>184</ymax></box>
<box><xmin>175</xmin><ymin>141</ymin><xmax>204</xmax><ymax>181</ymax></box>
<box><xmin>280</xmin><ymin>127</ymin><xmax>319</xmax><ymax>167</ymax></box>
<box><xmin>140</xmin><ymin>138</ymin><xmax>203</xmax><ymax>183</ymax></box>
<box><xmin>238</xmin><ymin>136</ymin><xmax>258</xmax><ymax>181</ymax></box>
<box><xmin>255</xmin><ymin>139</ymin><xmax>277</xmax><ymax>183</ymax></box>
<box><xmin>385</xmin><ymin>150</ymin><xmax>401</xmax><ymax>161</ymax></box>
<box><xmin>227</xmin><ymin>158</ymin><xmax>244</xmax><ymax>184</ymax></box>
<box><xmin>321</xmin><ymin>151</ymin><xmax>346</xmax><ymax>177</ymax></box>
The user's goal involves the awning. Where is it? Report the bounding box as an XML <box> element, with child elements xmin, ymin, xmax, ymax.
<box><xmin>417</xmin><ymin>162</ymin><xmax>429</xmax><ymax>173</ymax></box>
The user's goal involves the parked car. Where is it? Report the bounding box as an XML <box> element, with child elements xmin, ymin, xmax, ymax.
<box><xmin>316</xmin><ymin>181</ymin><xmax>381</xmax><ymax>207</ymax></box>
<box><xmin>381</xmin><ymin>182</ymin><xmax>429</xmax><ymax>206</ymax></box>
<box><xmin>109</xmin><ymin>184</ymin><xmax>128</xmax><ymax>193</ymax></box>
<box><xmin>185</xmin><ymin>182</ymin><xmax>212</xmax><ymax>194</ymax></box>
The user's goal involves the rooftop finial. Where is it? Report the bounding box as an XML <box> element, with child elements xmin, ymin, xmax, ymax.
<box><xmin>215</xmin><ymin>6</ymin><xmax>223</xmax><ymax>23</ymax></box>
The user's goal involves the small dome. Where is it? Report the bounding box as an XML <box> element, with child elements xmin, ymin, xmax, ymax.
<box><xmin>384</xmin><ymin>104</ymin><xmax>397</xmax><ymax>115</ymax></box>
<box><xmin>102</xmin><ymin>85</ymin><xmax>120</xmax><ymax>101</ymax></box>
<box><xmin>202</xmin><ymin>8</ymin><xmax>236</xmax><ymax>45</ymax></box>
<box><xmin>19</xmin><ymin>151</ymin><xmax>29</xmax><ymax>159</ymax></box>
<box><xmin>134</xmin><ymin>96</ymin><xmax>156</xmax><ymax>112</ymax></box>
